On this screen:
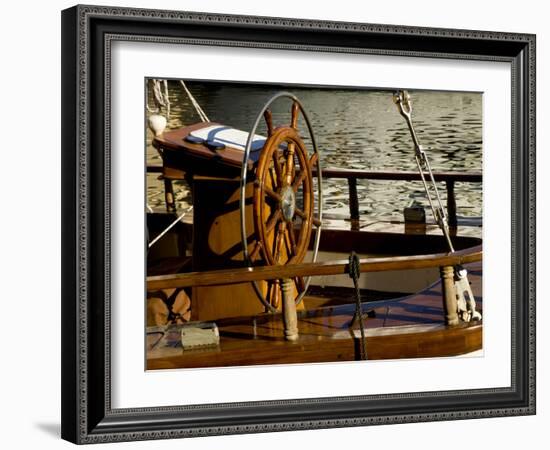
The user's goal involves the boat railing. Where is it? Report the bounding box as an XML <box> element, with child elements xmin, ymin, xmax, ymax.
<box><xmin>147</xmin><ymin>245</ymin><xmax>482</xmax><ymax>326</ymax></box>
<box><xmin>314</xmin><ymin>168</ymin><xmax>482</xmax><ymax>229</ymax></box>
<box><xmin>148</xmin><ymin>245</ymin><xmax>481</xmax><ymax>290</ymax></box>
<box><xmin>147</xmin><ymin>165</ymin><xmax>482</xmax><ymax>228</ymax></box>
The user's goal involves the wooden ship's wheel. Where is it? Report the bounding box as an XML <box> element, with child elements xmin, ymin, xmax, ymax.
<box><xmin>239</xmin><ymin>92</ymin><xmax>323</xmax><ymax>313</ymax></box>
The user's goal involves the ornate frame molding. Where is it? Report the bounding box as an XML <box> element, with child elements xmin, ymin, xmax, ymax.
<box><xmin>61</xmin><ymin>5</ymin><xmax>535</xmax><ymax>444</ymax></box>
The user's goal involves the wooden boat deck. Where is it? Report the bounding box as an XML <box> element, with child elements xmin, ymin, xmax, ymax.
<box><xmin>147</xmin><ymin>261</ymin><xmax>482</xmax><ymax>370</ymax></box>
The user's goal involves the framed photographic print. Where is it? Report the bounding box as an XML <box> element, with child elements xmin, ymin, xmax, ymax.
<box><xmin>61</xmin><ymin>4</ymin><xmax>536</xmax><ymax>444</ymax></box>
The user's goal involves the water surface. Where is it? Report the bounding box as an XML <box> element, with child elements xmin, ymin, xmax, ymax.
<box><xmin>146</xmin><ymin>81</ymin><xmax>482</xmax><ymax>223</ymax></box>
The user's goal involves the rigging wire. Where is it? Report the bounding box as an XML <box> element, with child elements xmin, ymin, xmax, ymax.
<box><xmin>180</xmin><ymin>80</ymin><xmax>210</xmax><ymax>122</ymax></box>
<box><xmin>148</xmin><ymin>206</ymin><xmax>194</xmax><ymax>249</ymax></box>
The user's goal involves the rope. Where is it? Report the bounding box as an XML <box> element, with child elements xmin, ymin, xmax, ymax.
<box><xmin>180</xmin><ymin>81</ymin><xmax>210</xmax><ymax>122</ymax></box>
<box><xmin>349</xmin><ymin>251</ymin><xmax>368</xmax><ymax>360</ymax></box>
<box><xmin>147</xmin><ymin>79</ymin><xmax>170</xmax><ymax>118</ymax></box>
<box><xmin>146</xmin><ymin>80</ymin><xmax>209</xmax><ymax>250</ymax></box>
<box><xmin>146</xmin><ymin>79</ymin><xmax>210</xmax><ymax>123</ymax></box>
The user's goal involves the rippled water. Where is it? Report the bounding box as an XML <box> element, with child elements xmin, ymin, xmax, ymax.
<box><xmin>146</xmin><ymin>81</ymin><xmax>482</xmax><ymax>222</ymax></box>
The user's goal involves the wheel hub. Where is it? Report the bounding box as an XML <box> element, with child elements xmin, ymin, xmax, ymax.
<box><xmin>280</xmin><ymin>186</ymin><xmax>296</xmax><ymax>222</ymax></box>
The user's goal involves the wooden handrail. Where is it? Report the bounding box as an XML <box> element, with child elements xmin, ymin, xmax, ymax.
<box><xmin>314</xmin><ymin>168</ymin><xmax>482</xmax><ymax>182</ymax></box>
<box><xmin>147</xmin><ymin>165</ymin><xmax>163</xmax><ymax>173</ymax></box>
<box><xmin>147</xmin><ymin>246</ymin><xmax>482</xmax><ymax>290</ymax></box>
<box><xmin>147</xmin><ymin>164</ymin><xmax>482</xmax><ymax>182</ymax></box>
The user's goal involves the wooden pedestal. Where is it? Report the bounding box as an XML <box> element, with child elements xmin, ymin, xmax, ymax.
<box><xmin>191</xmin><ymin>176</ymin><xmax>298</xmax><ymax>321</ymax></box>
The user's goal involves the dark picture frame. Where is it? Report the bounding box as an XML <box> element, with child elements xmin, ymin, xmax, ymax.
<box><xmin>61</xmin><ymin>4</ymin><xmax>536</xmax><ymax>444</ymax></box>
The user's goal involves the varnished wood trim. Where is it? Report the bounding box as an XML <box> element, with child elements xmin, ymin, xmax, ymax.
<box><xmin>147</xmin><ymin>246</ymin><xmax>482</xmax><ymax>290</ymax></box>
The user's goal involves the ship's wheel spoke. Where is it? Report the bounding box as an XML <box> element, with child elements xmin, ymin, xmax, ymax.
<box><xmin>292</xmin><ymin>170</ymin><xmax>307</xmax><ymax>192</ymax></box>
<box><xmin>249</xmin><ymin>240</ymin><xmax>263</xmax><ymax>261</ymax></box>
<box><xmin>272</xmin><ymin>149</ymin><xmax>283</xmax><ymax>187</ymax></box>
<box><xmin>266</xmin><ymin>280</ymin><xmax>274</xmax><ymax>308</ymax></box>
<box><xmin>294</xmin><ymin>206</ymin><xmax>307</xmax><ymax>221</ymax></box>
<box><xmin>284</xmin><ymin>143</ymin><xmax>295</xmax><ymax>185</ymax></box>
<box><xmin>291</xmin><ymin>152</ymin><xmax>297</xmax><ymax>180</ymax></box>
<box><xmin>273</xmin><ymin>282</ymin><xmax>281</xmax><ymax>308</ymax></box>
<box><xmin>290</xmin><ymin>101</ymin><xmax>299</xmax><ymax>129</ymax></box>
<box><xmin>308</xmin><ymin>152</ymin><xmax>319</xmax><ymax>170</ymax></box>
<box><xmin>268</xmin><ymin>167</ymin><xmax>278</xmax><ymax>190</ymax></box>
<box><xmin>265</xmin><ymin>209</ymin><xmax>282</xmax><ymax>233</ymax></box>
<box><xmin>294</xmin><ymin>276</ymin><xmax>305</xmax><ymax>293</ymax></box>
<box><xmin>263</xmin><ymin>109</ymin><xmax>274</xmax><ymax>137</ymax></box>
<box><xmin>266</xmin><ymin>280</ymin><xmax>273</xmax><ymax>306</ymax></box>
<box><xmin>292</xmin><ymin>153</ymin><xmax>317</xmax><ymax>192</ymax></box>
<box><xmin>273</xmin><ymin>223</ymin><xmax>287</xmax><ymax>263</ymax></box>
<box><xmin>294</xmin><ymin>207</ymin><xmax>320</xmax><ymax>227</ymax></box>
<box><xmin>285</xmin><ymin>226</ymin><xmax>297</xmax><ymax>256</ymax></box>
<box><xmin>269</xmin><ymin>280</ymin><xmax>281</xmax><ymax>309</ymax></box>
<box><xmin>263</xmin><ymin>184</ymin><xmax>282</xmax><ymax>202</ymax></box>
